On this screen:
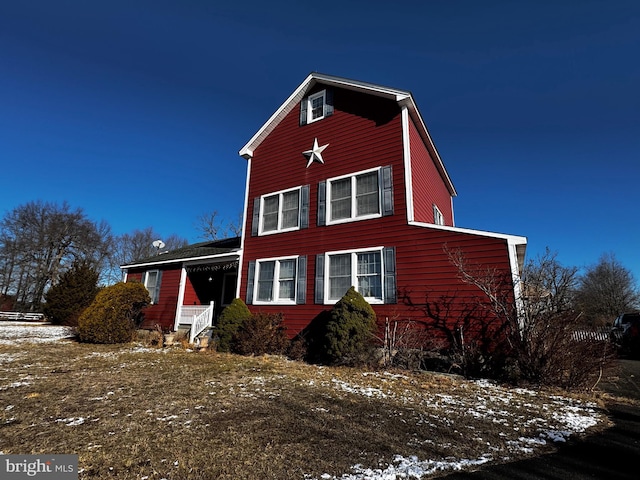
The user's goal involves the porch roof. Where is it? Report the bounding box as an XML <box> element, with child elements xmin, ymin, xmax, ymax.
<box><xmin>120</xmin><ymin>237</ymin><xmax>241</xmax><ymax>270</ymax></box>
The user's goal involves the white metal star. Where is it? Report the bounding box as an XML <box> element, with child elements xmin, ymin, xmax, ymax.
<box><xmin>303</xmin><ymin>138</ymin><xmax>329</xmax><ymax>168</ymax></box>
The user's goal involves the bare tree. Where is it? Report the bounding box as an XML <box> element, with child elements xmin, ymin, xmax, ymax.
<box><xmin>103</xmin><ymin>228</ymin><xmax>188</xmax><ymax>284</ymax></box>
<box><xmin>448</xmin><ymin>247</ymin><xmax>615</xmax><ymax>389</ymax></box>
<box><xmin>195</xmin><ymin>210</ymin><xmax>242</xmax><ymax>240</ymax></box>
<box><xmin>0</xmin><ymin>201</ymin><xmax>113</xmax><ymax>310</ymax></box>
<box><xmin>575</xmin><ymin>252</ymin><xmax>640</xmax><ymax>325</ymax></box>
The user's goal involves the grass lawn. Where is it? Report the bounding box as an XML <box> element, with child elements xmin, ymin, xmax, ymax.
<box><xmin>0</xmin><ymin>324</ymin><xmax>613</xmax><ymax>479</ymax></box>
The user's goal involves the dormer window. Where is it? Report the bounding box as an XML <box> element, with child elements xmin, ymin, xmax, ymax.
<box><xmin>300</xmin><ymin>88</ymin><xmax>334</xmax><ymax>125</ymax></box>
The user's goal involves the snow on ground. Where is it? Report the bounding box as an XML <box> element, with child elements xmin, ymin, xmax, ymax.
<box><xmin>0</xmin><ymin>321</ymin><xmax>74</xmax><ymax>344</ymax></box>
<box><xmin>0</xmin><ymin>321</ymin><xmax>607</xmax><ymax>480</ymax></box>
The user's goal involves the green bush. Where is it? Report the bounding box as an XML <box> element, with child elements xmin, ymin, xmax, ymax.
<box><xmin>324</xmin><ymin>287</ymin><xmax>378</xmax><ymax>365</ymax></box>
<box><xmin>215</xmin><ymin>298</ymin><xmax>251</xmax><ymax>352</ymax></box>
<box><xmin>77</xmin><ymin>282</ymin><xmax>150</xmax><ymax>344</ymax></box>
<box><xmin>232</xmin><ymin>312</ymin><xmax>289</xmax><ymax>356</ymax></box>
<box><xmin>44</xmin><ymin>260</ymin><xmax>101</xmax><ymax>326</ymax></box>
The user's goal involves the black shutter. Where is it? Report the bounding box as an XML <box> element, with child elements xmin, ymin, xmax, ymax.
<box><xmin>300</xmin><ymin>97</ymin><xmax>308</xmax><ymax>125</ymax></box>
<box><xmin>325</xmin><ymin>88</ymin><xmax>334</xmax><ymax>117</ymax></box>
<box><xmin>251</xmin><ymin>197</ymin><xmax>260</xmax><ymax>236</ymax></box>
<box><xmin>383</xmin><ymin>247</ymin><xmax>397</xmax><ymax>304</ymax></box>
<box><xmin>381</xmin><ymin>165</ymin><xmax>394</xmax><ymax>217</ymax></box>
<box><xmin>315</xmin><ymin>254</ymin><xmax>325</xmax><ymax>304</ymax></box>
<box><xmin>300</xmin><ymin>185</ymin><xmax>310</xmax><ymax>229</ymax></box>
<box><xmin>296</xmin><ymin>256</ymin><xmax>307</xmax><ymax>304</ymax></box>
<box><xmin>246</xmin><ymin>261</ymin><xmax>256</xmax><ymax>305</ymax></box>
<box><xmin>317</xmin><ymin>181</ymin><xmax>326</xmax><ymax>226</ymax></box>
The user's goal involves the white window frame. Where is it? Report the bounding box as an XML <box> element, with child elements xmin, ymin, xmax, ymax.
<box><xmin>306</xmin><ymin>90</ymin><xmax>327</xmax><ymax>124</ymax></box>
<box><xmin>433</xmin><ymin>204</ymin><xmax>444</xmax><ymax>226</ymax></box>
<box><xmin>253</xmin><ymin>256</ymin><xmax>299</xmax><ymax>305</ymax></box>
<box><xmin>259</xmin><ymin>186</ymin><xmax>302</xmax><ymax>235</ymax></box>
<box><xmin>143</xmin><ymin>270</ymin><xmax>160</xmax><ymax>304</ymax></box>
<box><xmin>323</xmin><ymin>247</ymin><xmax>385</xmax><ymax>305</ymax></box>
<box><xmin>326</xmin><ymin>167</ymin><xmax>382</xmax><ymax>225</ymax></box>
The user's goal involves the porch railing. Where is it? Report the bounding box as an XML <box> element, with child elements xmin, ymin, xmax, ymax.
<box><xmin>179</xmin><ymin>305</ymin><xmax>209</xmax><ymax>325</ymax></box>
<box><xmin>182</xmin><ymin>302</ymin><xmax>214</xmax><ymax>344</ymax></box>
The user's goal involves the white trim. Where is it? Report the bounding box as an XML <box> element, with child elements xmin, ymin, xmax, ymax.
<box><xmin>408</xmin><ymin>220</ymin><xmax>527</xmax><ymax>244</ymax></box>
<box><xmin>450</xmin><ymin>196</ymin><xmax>455</xmax><ymax>227</ymax></box>
<box><xmin>237</xmin><ymin>157</ymin><xmax>252</xmax><ymax>299</ymax></box>
<box><xmin>173</xmin><ymin>267</ymin><xmax>188</xmax><ymax>331</ymax></box>
<box><xmin>252</xmin><ymin>255</ymin><xmax>300</xmax><ymax>306</ymax></box>
<box><xmin>326</xmin><ymin>167</ymin><xmax>382</xmax><ymax>225</ymax></box>
<box><xmin>323</xmin><ymin>246</ymin><xmax>385</xmax><ymax>305</ymax></box>
<box><xmin>121</xmin><ymin>251</ymin><xmax>240</xmax><ymax>270</ymax></box>
<box><xmin>306</xmin><ymin>89</ymin><xmax>326</xmax><ymax>124</ymax></box>
<box><xmin>258</xmin><ymin>186</ymin><xmax>302</xmax><ymax>235</ymax></box>
<box><xmin>402</xmin><ymin>106</ymin><xmax>414</xmax><ymax>223</ymax></box>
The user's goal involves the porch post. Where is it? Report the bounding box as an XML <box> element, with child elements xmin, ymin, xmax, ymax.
<box><xmin>173</xmin><ymin>266</ymin><xmax>188</xmax><ymax>332</ymax></box>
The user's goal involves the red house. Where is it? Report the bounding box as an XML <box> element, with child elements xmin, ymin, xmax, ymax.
<box><xmin>121</xmin><ymin>237</ymin><xmax>241</xmax><ymax>340</ymax></box>
<box><xmin>237</xmin><ymin>73</ymin><xmax>526</xmax><ymax>344</ymax></box>
<box><xmin>122</xmin><ymin>73</ymin><xmax>526</xmax><ymax>347</ymax></box>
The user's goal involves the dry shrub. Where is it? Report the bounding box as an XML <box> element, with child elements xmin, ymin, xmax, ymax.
<box><xmin>136</xmin><ymin>326</ymin><xmax>164</xmax><ymax>348</ymax></box>
<box><xmin>232</xmin><ymin>312</ymin><xmax>289</xmax><ymax>356</ymax></box>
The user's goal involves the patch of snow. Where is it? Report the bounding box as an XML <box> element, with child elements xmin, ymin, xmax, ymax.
<box><xmin>0</xmin><ymin>322</ymin><xmax>73</xmax><ymax>344</ymax></box>
<box><xmin>56</xmin><ymin>417</ymin><xmax>86</xmax><ymax>426</ymax></box>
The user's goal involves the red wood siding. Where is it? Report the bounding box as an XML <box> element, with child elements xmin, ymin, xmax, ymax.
<box><xmin>409</xmin><ymin>118</ymin><xmax>454</xmax><ymax>225</ymax></box>
<box><xmin>241</xmin><ymin>84</ymin><xmax>517</xmax><ymax>342</ymax></box>
<box><xmin>126</xmin><ymin>267</ymin><xmax>181</xmax><ymax>331</ymax></box>
<box><xmin>182</xmin><ymin>274</ymin><xmax>197</xmax><ymax>306</ymax></box>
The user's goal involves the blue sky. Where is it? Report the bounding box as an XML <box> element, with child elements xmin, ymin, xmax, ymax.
<box><xmin>1</xmin><ymin>1</ymin><xmax>638</xmax><ymax>279</ymax></box>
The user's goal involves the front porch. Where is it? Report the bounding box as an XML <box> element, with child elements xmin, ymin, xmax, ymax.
<box><xmin>173</xmin><ymin>260</ymin><xmax>238</xmax><ymax>342</ymax></box>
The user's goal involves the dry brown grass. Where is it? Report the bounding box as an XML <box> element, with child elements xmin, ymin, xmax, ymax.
<box><xmin>0</xmin><ymin>336</ymin><xmax>612</xmax><ymax>479</ymax></box>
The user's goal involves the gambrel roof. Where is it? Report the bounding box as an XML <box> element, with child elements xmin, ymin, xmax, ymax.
<box><xmin>239</xmin><ymin>72</ymin><xmax>457</xmax><ymax>197</ymax></box>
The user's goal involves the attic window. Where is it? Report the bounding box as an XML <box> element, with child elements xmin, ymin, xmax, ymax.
<box><xmin>433</xmin><ymin>205</ymin><xmax>444</xmax><ymax>225</ymax></box>
<box><xmin>309</xmin><ymin>91</ymin><xmax>325</xmax><ymax>122</ymax></box>
<box><xmin>300</xmin><ymin>89</ymin><xmax>334</xmax><ymax>125</ymax></box>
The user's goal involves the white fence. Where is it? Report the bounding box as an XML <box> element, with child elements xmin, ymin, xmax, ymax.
<box><xmin>0</xmin><ymin>311</ymin><xmax>46</xmax><ymax>322</ymax></box>
<box><xmin>572</xmin><ymin>327</ymin><xmax>610</xmax><ymax>342</ymax></box>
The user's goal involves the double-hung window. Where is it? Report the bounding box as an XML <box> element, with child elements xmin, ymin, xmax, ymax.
<box><xmin>260</xmin><ymin>188</ymin><xmax>300</xmax><ymax>234</ymax></box>
<box><xmin>143</xmin><ymin>270</ymin><xmax>161</xmax><ymax>304</ymax></box>
<box><xmin>251</xmin><ymin>257</ymin><xmax>301</xmax><ymax>305</ymax></box>
<box><xmin>252</xmin><ymin>185</ymin><xmax>309</xmax><ymax>236</ymax></box>
<box><xmin>328</xmin><ymin>250</ymin><xmax>383</xmax><ymax>302</ymax></box>
<box><xmin>328</xmin><ymin>168</ymin><xmax>381</xmax><ymax>224</ymax></box>
<box><xmin>300</xmin><ymin>89</ymin><xmax>333</xmax><ymax>125</ymax></box>
<box><xmin>316</xmin><ymin>247</ymin><xmax>396</xmax><ymax>305</ymax></box>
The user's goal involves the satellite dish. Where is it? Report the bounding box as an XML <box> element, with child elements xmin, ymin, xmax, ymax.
<box><xmin>152</xmin><ymin>239</ymin><xmax>165</xmax><ymax>250</ymax></box>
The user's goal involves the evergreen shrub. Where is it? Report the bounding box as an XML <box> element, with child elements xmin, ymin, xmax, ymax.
<box><xmin>324</xmin><ymin>287</ymin><xmax>378</xmax><ymax>365</ymax></box>
<box><xmin>215</xmin><ymin>298</ymin><xmax>251</xmax><ymax>352</ymax></box>
<box><xmin>77</xmin><ymin>282</ymin><xmax>150</xmax><ymax>344</ymax></box>
<box><xmin>232</xmin><ymin>312</ymin><xmax>289</xmax><ymax>356</ymax></box>
<box><xmin>44</xmin><ymin>260</ymin><xmax>101</xmax><ymax>326</ymax></box>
